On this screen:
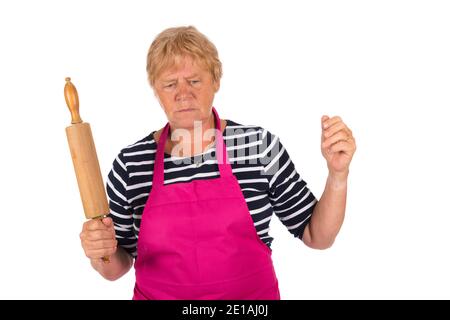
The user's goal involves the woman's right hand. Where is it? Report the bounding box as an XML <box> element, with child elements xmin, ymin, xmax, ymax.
<box><xmin>80</xmin><ymin>217</ymin><xmax>118</xmax><ymax>261</ymax></box>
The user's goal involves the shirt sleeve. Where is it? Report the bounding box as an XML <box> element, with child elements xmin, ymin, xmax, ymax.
<box><xmin>260</xmin><ymin>129</ymin><xmax>317</xmax><ymax>240</ymax></box>
<box><xmin>106</xmin><ymin>151</ymin><xmax>137</xmax><ymax>257</ymax></box>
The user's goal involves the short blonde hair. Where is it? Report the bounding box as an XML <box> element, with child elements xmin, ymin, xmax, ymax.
<box><xmin>146</xmin><ymin>26</ymin><xmax>222</xmax><ymax>87</ymax></box>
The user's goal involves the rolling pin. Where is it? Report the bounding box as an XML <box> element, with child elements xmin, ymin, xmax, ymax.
<box><xmin>64</xmin><ymin>77</ymin><xmax>110</xmax><ymax>263</ymax></box>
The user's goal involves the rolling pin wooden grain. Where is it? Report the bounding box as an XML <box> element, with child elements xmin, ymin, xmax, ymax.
<box><xmin>64</xmin><ymin>77</ymin><xmax>110</xmax><ymax>263</ymax></box>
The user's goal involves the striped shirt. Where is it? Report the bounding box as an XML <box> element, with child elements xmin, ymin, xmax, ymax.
<box><xmin>106</xmin><ymin>119</ymin><xmax>317</xmax><ymax>258</ymax></box>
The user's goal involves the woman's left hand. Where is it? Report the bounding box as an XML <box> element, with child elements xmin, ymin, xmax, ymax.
<box><xmin>321</xmin><ymin>115</ymin><xmax>356</xmax><ymax>176</ymax></box>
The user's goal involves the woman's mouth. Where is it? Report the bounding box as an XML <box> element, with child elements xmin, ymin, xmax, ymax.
<box><xmin>177</xmin><ymin>108</ymin><xmax>196</xmax><ymax>113</ymax></box>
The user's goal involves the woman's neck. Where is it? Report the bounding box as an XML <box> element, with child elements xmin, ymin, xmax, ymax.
<box><xmin>155</xmin><ymin>116</ymin><xmax>227</xmax><ymax>157</ymax></box>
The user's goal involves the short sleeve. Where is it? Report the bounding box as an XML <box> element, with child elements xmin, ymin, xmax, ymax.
<box><xmin>106</xmin><ymin>152</ymin><xmax>137</xmax><ymax>257</ymax></box>
<box><xmin>259</xmin><ymin>129</ymin><xmax>317</xmax><ymax>240</ymax></box>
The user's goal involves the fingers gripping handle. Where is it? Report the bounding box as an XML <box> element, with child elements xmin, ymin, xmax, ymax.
<box><xmin>94</xmin><ymin>215</ymin><xmax>111</xmax><ymax>263</ymax></box>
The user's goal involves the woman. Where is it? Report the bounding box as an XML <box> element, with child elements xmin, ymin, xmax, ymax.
<box><xmin>79</xmin><ymin>26</ymin><xmax>357</xmax><ymax>300</ymax></box>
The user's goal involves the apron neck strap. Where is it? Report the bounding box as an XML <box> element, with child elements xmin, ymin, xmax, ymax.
<box><xmin>153</xmin><ymin>107</ymin><xmax>232</xmax><ymax>187</ymax></box>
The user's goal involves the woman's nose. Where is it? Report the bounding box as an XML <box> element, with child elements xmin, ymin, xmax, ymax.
<box><xmin>175</xmin><ymin>82</ymin><xmax>193</xmax><ymax>100</ymax></box>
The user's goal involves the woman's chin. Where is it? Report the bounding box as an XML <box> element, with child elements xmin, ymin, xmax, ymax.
<box><xmin>171</xmin><ymin>117</ymin><xmax>198</xmax><ymax>130</ymax></box>
<box><xmin>169</xmin><ymin>108</ymin><xmax>212</xmax><ymax>129</ymax></box>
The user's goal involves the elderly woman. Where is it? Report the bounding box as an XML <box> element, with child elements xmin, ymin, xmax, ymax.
<box><xmin>80</xmin><ymin>26</ymin><xmax>356</xmax><ymax>300</ymax></box>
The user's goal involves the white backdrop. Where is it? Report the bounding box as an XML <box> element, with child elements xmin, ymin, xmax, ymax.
<box><xmin>0</xmin><ymin>0</ymin><xmax>449</xmax><ymax>299</ymax></box>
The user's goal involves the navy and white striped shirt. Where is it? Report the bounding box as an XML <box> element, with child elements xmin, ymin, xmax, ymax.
<box><xmin>106</xmin><ymin>119</ymin><xmax>317</xmax><ymax>258</ymax></box>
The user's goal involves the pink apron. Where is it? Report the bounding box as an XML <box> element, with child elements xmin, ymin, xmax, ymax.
<box><xmin>133</xmin><ymin>107</ymin><xmax>280</xmax><ymax>300</ymax></box>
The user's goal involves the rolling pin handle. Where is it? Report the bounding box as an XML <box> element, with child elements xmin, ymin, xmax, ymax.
<box><xmin>64</xmin><ymin>77</ymin><xmax>83</xmax><ymax>124</ymax></box>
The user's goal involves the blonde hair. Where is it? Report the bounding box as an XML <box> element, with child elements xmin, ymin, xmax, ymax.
<box><xmin>146</xmin><ymin>26</ymin><xmax>222</xmax><ymax>87</ymax></box>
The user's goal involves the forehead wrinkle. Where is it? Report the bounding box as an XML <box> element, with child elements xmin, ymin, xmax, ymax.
<box><xmin>159</xmin><ymin>55</ymin><xmax>207</xmax><ymax>81</ymax></box>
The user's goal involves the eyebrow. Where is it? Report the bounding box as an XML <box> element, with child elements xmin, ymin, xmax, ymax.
<box><xmin>186</xmin><ymin>73</ymin><xmax>200</xmax><ymax>79</ymax></box>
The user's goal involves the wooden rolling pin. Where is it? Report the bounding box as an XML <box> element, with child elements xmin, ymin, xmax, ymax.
<box><xmin>64</xmin><ymin>77</ymin><xmax>110</xmax><ymax>263</ymax></box>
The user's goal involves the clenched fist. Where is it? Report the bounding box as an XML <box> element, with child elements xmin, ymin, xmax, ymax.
<box><xmin>80</xmin><ymin>217</ymin><xmax>118</xmax><ymax>261</ymax></box>
<box><xmin>321</xmin><ymin>115</ymin><xmax>356</xmax><ymax>175</ymax></box>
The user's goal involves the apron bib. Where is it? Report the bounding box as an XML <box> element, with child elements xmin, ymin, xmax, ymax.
<box><xmin>133</xmin><ymin>107</ymin><xmax>280</xmax><ymax>300</ymax></box>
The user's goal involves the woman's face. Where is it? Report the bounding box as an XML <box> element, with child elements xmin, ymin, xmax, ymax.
<box><xmin>153</xmin><ymin>55</ymin><xmax>220</xmax><ymax>130</ymax></box>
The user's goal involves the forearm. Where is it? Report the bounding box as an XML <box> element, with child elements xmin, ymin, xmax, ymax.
<box><xmin>304</xmin><ymin>171</ymin><xmax>348</xmax><ymax>249</ymax></box>
<box><xmin>90</xmin><ymin>246</ymin><xmax>133</xmax><ymax>281</ymax></box>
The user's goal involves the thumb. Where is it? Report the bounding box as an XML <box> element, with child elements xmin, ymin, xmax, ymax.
<box><xmin>321</xmin><ymin>115</ymin><xmax>329</xmax><ymax>130</ymax></box>
<box><xmin>321</xmin><ymin>115</ymin><xmax>329</xmax><ymax>143</ymax></box>
<box><xmin>102</xmin><ymin>216</ymin><xmax>114</xmax><ymax>229</ymax></box>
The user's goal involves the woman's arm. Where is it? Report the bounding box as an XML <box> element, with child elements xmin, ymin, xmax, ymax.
<box><xmin>302</xmin><ymin>171</ymin><xmax>348</xmax><ymax>249</ymax></box>
<box><xmin>302</xmin><ymin>115</ymin><xmax>356</xmax><ymax>249</ymax></box>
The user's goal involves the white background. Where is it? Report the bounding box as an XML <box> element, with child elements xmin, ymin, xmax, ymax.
<box><xmin>0</xmin><ymin>0</ymin><xmax>449</xmax><ymax>299</ymax></box>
